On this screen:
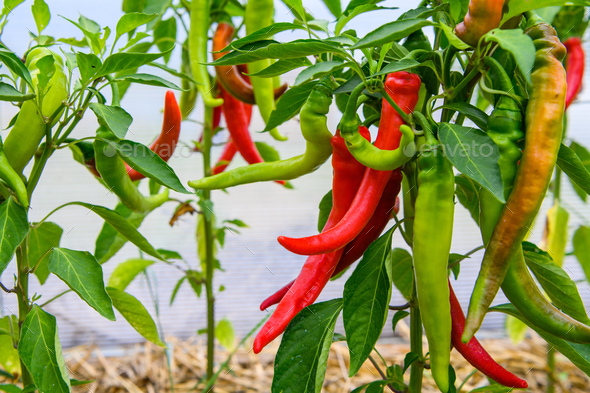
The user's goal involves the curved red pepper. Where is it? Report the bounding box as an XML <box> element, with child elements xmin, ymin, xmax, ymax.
<box><xmin>126</xmin><ymin>90</ymin><xmax>182</xmax><ymax>181</ymax></box>
<box><xmin>449</xmin><ymin>283</ymin><xmax>528</xmax><ymax>388</ymax></box>
<box><xmin>564</xmin><ymin>37</ymin><xmax>585</xmax><ymax>109</ymax></box>
<box><xmin>213</xmin><ymin>138</ymin><xmax>238</xmax><ymax>175</ymax></box>
<box><xmin>277</xmin><ymin>72</ymin><xmax>420</xmax><ymax>256</ymax></box>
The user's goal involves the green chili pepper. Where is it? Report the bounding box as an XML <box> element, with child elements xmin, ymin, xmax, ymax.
<box><xmin>188</xmin><ymin>78</ymin><xmax>334</xmax><ymax>190</ymax></box>
<box><xmin>179</xmin><ymin>39</ymin><xmax>198</xmax><ymax>119</ymax></box>
<box><xmin>189</xmin><ymin>0</ymin><xmax>223</xmax><ymax>108</ymax></box>
<box><xmin>94</xmin><ymin>127</ymin><xmax>169</xmax><ymax>213</ymax></box>
<box><xmin>245</xmin><ymin>0</ymin><xmax>288</xmax><ymax>141</ymax></box>
<box><xmin>0</xmin><ymin>137</ymin><xmax>28</xmax><ymax>208</ymax></box>
<box><xmin>413</xmin><ymin>130</ymin><xmax>454</xmax><ymax>393</ymax></box>
<box><xmin>4</xmin><ymin>47</ymin><xmax>68</xmax><ymax>173</ymax></box>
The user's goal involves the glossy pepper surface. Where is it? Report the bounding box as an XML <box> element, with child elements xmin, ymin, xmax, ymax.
<box><xmin>463</xmin><ymin>21</ymin><xmax>568</xmax><ymax>341</ymax></box>
<box><xmin>564</xmin><ymin>37</ymin><xmax>585</xmax><ymax>109</ymax></box>
<box><xmin>125</xmin><ymin>91</ymin><xmax>182</xmax><ymax>181</ymax></box>
<box><xmin>188</xmin><ymin>77</ymin><xmax>334</xmax><ymax>189</ymax></box>
<box><xmin>0</xmin><ymin>137</ymin><xmax>28</xmax><ymax>208</ymax></box>
<box><xmin>412</xmin><ymin>131</ymin><xmax>454</xmax><ymax>393</ymax></box>
<box><xmin>455</xmin><ymin>0</ymin><xmax>505</xmax><ymax>47</ymax></box>
<box><xmin>213</xmin><ymin>23</ymin><xmax>287</xmax><ymax>105</ymax></box>
<box><xmin>277</xmin><ymin>72</ymin><xmax>420</xmax><ymax>256</ymax></box>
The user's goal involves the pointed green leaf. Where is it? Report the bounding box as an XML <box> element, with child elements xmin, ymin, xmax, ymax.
<box><xmin>0</xmin><ymin>198</ymin><xmax>29</xmax><ymax>275</ymax></box>
<box><xmin>0</xmin><ymin>82</ymin><xmax>35</xmax><ymax>102</ymax></box>
<box><xmin>29</xmin><ymin>222</ymin><xmax>62</xmax><ymax>285</ymax></box>
<box><xmin>106</xmin><ymin>287</ymin><xmax>165</xmax><ymax>346</ymax></box>
<box><xmin>76</xmin><ymin>52</ymin><xmax>101</xmax><ymax>84</ymax></box>
<box><xmin>95</xmin><ymin>50</ymin><xmax>172</xmax><ymax>79</ymax></box>
<box><xmin>113</xmin><ymin>73</ymin><xmax>182</xmax><ymax>90</ymax></box>
<box><xmin>0</xmin><ymin>48</ymin><xmax>33</xmax><ymax>89</ymax></box>
<box><xmin>221</xmin><ymin>22</ymin><xmax>307</xmax><ymax>51</ymax></box>
<box><xmin>108</xmin><ymin>258</ymin><xmax>154</xmax><ymax>290</ymax></box>
<box><xmin>48</xmin><ymin>248</ymin><xmax>115</xmax><ymax>321</ymax></box>
<box><xmin>247</xmin><ymin>57</ymin><xmax>312</xmax><ymax>78</ymax></box>
<box><xmin>295</xmin><ymin>61</ymin><xmax>344</xmax><ymax>85</ymax></box>
<box><xmin>344</xmin><ymin>228</ymin><xmax>393</xmax><ymax>376</ymax></box>
<box><xmin>153</xmin><ymin>17</ymin><xmax>176</xmax><ymax>63</ymax></box>
<box><xmin>264</xmin><ymin>80</ymin><xmax>316</xmax><ymax>131</ymax></box>
<box><xmin>272</xmin><ymin>299</ymin><xmax>343</xmax><ymax>393</ymax></box>
<box><xmin>18</xmin><ymin>306</ymin><xmax>70</xmax><ymax>393</ymax></box>
<box><xmin>352</xmin><ymin>19</ymin><xmax>434</xmax><ymax>49</ymax></box>
<box><xmin>484</xmin><ymin>29</ymin><xmax>535</xmax><ymax>85</ymax></box>
<box><xmin>215</xmin><ymin>318</ymin><xmax>235</xmax><ymax>351</ymax></box>
<box><xmin>115</xmin><ymin>12</ymin><xmax>157</xmax><ymax>40</ymax></box>
<box><xmin>317</xmin><ymin>190</ymin><xmax>333</xmax><ymax>233</ymax></box>
<box><xmin>94</xmin><ymin>203</ymin><xmax>146</xmax><ymax>263</ymax></box>
<box><xmin>390</xmin><ymin>248</ymin><xmax>413</xmax><ymax>300</ymax></box>
<box><xmin>89</xmin><ymin>103</ymin><xmax>132</xmax><ymax>139</ymax></box>
<box><xmin>31</xmin><ymin>0</ymin><xmax>50</xmax><ymax>34</ymax></box>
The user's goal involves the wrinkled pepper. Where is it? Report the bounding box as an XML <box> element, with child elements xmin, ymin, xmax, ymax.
<box><xmin>412</xmin><ymin>129</ymin><xmax>455</xmax><ymax>393</ymax></box>
<box><xmin>277</xmin><ymin>72</ymin><xmax>420</xmax><ymax>256</ymax></box>
<box><xmin>188</xmin><ymin>77</ymin><xmax>334</xmax><ymax>190</ymax></box>
<box><xmin>244</xmin><ymin>0</ymin><xmax>287</xmax><ymax>141</ymax></box>
<box><xmin>213</xmin><ymin>23</ymin><xmax>287</xmax><ymax>105</ymax></box>
<box><xmin>5</xmin><ymin>47</ymin><xmax>68</xmax><ymax>173</ymax></box>
<box><xmin>455</xmin><ymin>0</ymin><xmax>505</xmax><ymax>47</ymax></box>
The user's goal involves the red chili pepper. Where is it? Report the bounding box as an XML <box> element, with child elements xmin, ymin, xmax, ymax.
<box><xmin>277</xmin><ymin>72</ymin><xmax>420</xmax><ymax>256</ymax></box>
<box><xmin>126</xmin><ymin>90</ymin><xmax>182</xmax><ymax>181</ymax></box>
<box><xmin>260</xmin><ymin>170</ymin><xmax>401</xmax><ymax>311</ymax></box>
<box><xmin>449</xmin><ymin>282</ymin><xmax>528</xmax><ymax>388</ymax></box>
<box><xmin>564</xmin><ymin>37</ymin><xmax>585</xmax><ymax>109</ymax></box>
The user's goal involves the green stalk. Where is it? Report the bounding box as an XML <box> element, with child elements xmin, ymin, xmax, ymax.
<box><xmin>16</xmin><ymin>241</ymin><xmax>34</xmax><ymax>389</ymax></box>
<box><xmin>409</xmin><ymin>279</ymin><xmax>423</xmax><ymax>393</ymax></box>
<box><xmin>201</xmin><ymin>105</ymin><xmax>216</xmax><ymax>382</ymax></box>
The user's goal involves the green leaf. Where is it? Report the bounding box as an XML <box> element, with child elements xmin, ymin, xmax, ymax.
<box><xmin>29</xmin><ymin>222</ymin><xmax>63</xmax><ymax>285</ymax></box>
<box><xmin>295</xmin><ymin>61</ymin><xmax>344</xmax><ymax>85</ymax></box>
<box><xmin>72</xmin><ymin>202</ymin><xmax>162</xmax><ymax>261</ymax></box>
<box><xmin>0</xmin><ymin>198</ymin><xmax>28</xmax><ymax>275</ymax></box>
<box><xmin>106</xmin><ymin>287</ymin><xmax>165</xmax><ymax>347</ymax></box>
<box><xmin>344</xmin><ymin>228</ymin><xmax>393</xmax><ymax>376</ymax></box>
<box><xmin>440</xmin><ymin>103</ymin><xmax>489</xmax><ymax>131</ymax></box>
<box><xmin>31</xmin><ymin>0</ymin><xmax>50</xmax><ymax>34</ymax></box>
<box><xmin>373</xmin><ymin>58</ymin><xmax>420</xmax><ymax>76</ymax></box>
<box><xmin>169</xmin><ymin>276</ymin><xmax>186</xmax><ymax>305</ymax></box>
<box><xmin>215</xmin><ymin>318</ymin><xmax>235</xmax><ymax>351</ymax></box>
<box><xmin>48</xmin><ymin>248</ymin><xmax>115</xmax><ymax>321</ymax></box>
<box><xmin>391</xmin><ymin>310</ymin><xmax>409</xmax><ymax>333</ymax></box>
<box><xmin>108</xmin><ymin>258</ymin><xmax>154</xmax><ymax>290</ymax></box>
<box><xmin>390</xmin><ymin>248</ymin><xmax>413</xmax><ymax>300</ymax></box>
<box><xmin>352</xmin><ymin>19</ymin><xmax>434</xmax><ymax>49</ymax></box>
<box><xmin>437</xmin><ymin>22</ymin><xmax>470</xmax><ymax>50</ymax></box>
<box><xmin>317</xmin><ymin>190</ymin><xmax>332</xmax><ymax>233</ymax></box>
<box><xmin>115</xmin><ymin>12</ymin><xmax>156</xmax><ymax>40</ymax></box>
<box><xmin>254</xmin><ymin>141</ymin><xmax>281</xmax><ymax>163</ymax></box>
<box><xmin>76</xmin><ymin>52</ymin><xmax>102</xmax><ymax>84</ymax></box>
<box><xmin>0</xmin><ymin>82</ymin><xmax>35</xmax><ymax>102</ymax></box>
<box><xmin>154</xmin><ymin>17</ymin><xmax>176</xmax><ymax>63</ymax></box>
<box><xmin>89</xmin><ymin>103</ymin><xmax>133</xmax><ymax>139</ymax></box>
<box><xmin>212</xmin><ymin>39</ymin><xmax>346</xmax><ymax>66</ymax></box>
<box><xmin>114</xmin><ymin>73</ymin><xmax>182</xmax><ymax>90</ymax></box>
<box><xmin>61</xmin><ymin>15</ymin><xmax>104</xmax><ymax>55</ymax></box>
<box><xmin>247</xmin><ymin>57</ymin><xmax>312</xmax><ymax>78</ymax></box>
<box><xmin>95</xmin><ymin>50</ymin><xmax>172</xmax><ymax>79</ymax></box>
<box><xmin>569</xmin><ymin>141</ymin><xmax>590</xmax><ymax>201</ymax></box>
<box><xmin>335</xmin><ymin>4</ymin><xmax>385</xmax><ymax>36</ymax></box>
<box><xmin>0</xmin><ymin>384</ymin><xmax>22</xmax><ymax>393</ymax></box>
<box><xmin>111</xmin><ymin>139</ymin><xmax>189</xmax><ymax>194</ymax></box>
<box><xmin>281</xmin><ymin>0</ymin><xmax>306</xmax><ymax>22</ymax></box>
<box><xmin>272</xmin><ymin>299</ymin><xmax>343</xmax><ymax>393</ymax></box>
<box><xmin>94</xmin><ymin>203</ymin><xmax>147</xmax><ymax>263</ymax></box>
<box><xmin>18</xmin><ymin>306</ymin><xmax>70</xmax><ymax>393</ymax></box>
<box><xmin>264</xmin><ymin>81</ymin><xmax>316</xmax><ymax>131</ymax></box>
<box><xmin>221</xmin><ymin>22</ymin><xmax>307</xmax><ymax>51</ymax></box>
<box><xmin>0</xmin><ymin>316</ymin><xmax>20</xmax><ymax>377</ymax></box>
<box><xmin>322</xmin><ymin>0</ymin><xmax>341</xmax><ymax>17</ymax></box>
<box><xmin>2</xmin><ymin>0</ymin><xmax>25</xmax><ymax>15</ymax></box>
<box><xmin>505</xmin><ymin>315</ymin><xmax>528</xmax><ymax>344</ymax></box>
<box><xmin>454</xmin><ymin>174</ymin><xmax>481</xmax><ymax>226</ymax></box>
<box><xmin>573</xmin><ymin>226</ymin><xmax>590</xmax><ymax>283</ymax></box>
<box><xmin>484</xmin><ymin>29</ymin><xmax>535</xmax><ymax>85</ymax></box>
<box><xmin>438</xmin><ymin>122</ymin><xmax>505</xmax><ymax>203</ymax></box>
<box><xmin>557</xmin><ymin>143</ymin><xmax>590</xmax><ymax>195</ymax></box>
<box><xmin>502</xmin><ymin>0</ymin><xmax>590</xmax><ymax>25</ymax></box>
<box><xmin>0</xmin><ymin>48</ymin><xmax>33</xmax><ymax>89</ymax></box>
<box><xmin>490</xmin><ymin>303</ymin><xmax>590</xmax><ymax>376</ymax></box>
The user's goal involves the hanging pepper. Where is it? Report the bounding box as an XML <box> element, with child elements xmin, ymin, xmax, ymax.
<box><xmin>189</xmin><ymin>0</ymin><xmax>223</xmax><ymax>108</ymax></box>
<box><xmin>212</xmin><ymin>139</ymin><xmax>238</xmax><ymax>175</ymax></box>
<box><xmin>277</xmin><ymin>72</ymin><xmax>420</xmax><ymax>256</ymax></box>
<box><xmin>125</xmin><ymin>91</ymin><xmax>182</xmax><ymax>181</ymax></box>
<box><xmin>5</xmin><ymin>47</ymin><xmax>68</xmax><ymax>173</ymax></box>
<box><xmin>412</xmin><ymin>129</ymin><xmax>454</xmax><ymax>393</ymax></box>
<box><xmin>0</xmin><ymin>137</ymin><xmax>28</xmax><ymax>208</ymax></box>
<box><xmin>244</xmin><ymin>0</ymin><xmax>288</xmax><ymax>141</ymax></box>
<box><xmin>260</xmin><ymin>169</ymin><xmax>401</xmax><ymax>311</ymax></box>
<box><xmin>213</xmin><ymin>23</ymin><xmax>287</xmax><ymax>105</ymax></box>
<box><xmin>564</xmin><ymin>37</ymin><xmax>585</xmax><ymax>109</ymax></box>
<box><xmin>463</xmin><ymin>20</ymin><xmax>590</xmax><ymax>344</ymax></box>
<box><xmin>449</xmin><ymin>283</ymin><xmax>528</xmax><ymax>388</ymax></box>
<box><xmin>94</xmin><ymin>127</ymin><xmax>169</xmax><ymax>213</ymax></box>
<box><xmin>179</xmin><ymin>39</ymin><xmax>198</xmax><ymax>119</ymax></box>
<box><xmin>455</xmin><ymin>0</ymin><xmax>505</xmax><ymax>47</ymax></box>
<box><xmin>188</xmin><ymin>77</ymin><xmax>335</xmax><ymax>190</ymax></box>
<box><xmin>253</xmin><ymin>151</ymin><xmax>401</xmax><ymax>354</ymax></box>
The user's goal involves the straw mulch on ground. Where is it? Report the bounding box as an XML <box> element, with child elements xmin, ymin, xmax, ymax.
<box><xmin>3</xmin><ymin>320</ymin><xmax>590</xmax><ymax>392</ymax></box>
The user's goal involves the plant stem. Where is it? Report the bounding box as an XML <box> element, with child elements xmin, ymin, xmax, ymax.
<box><xmin>547</xmin><ymin>346</ymin><xmax>556</xmax><ymax>393</ymax></box>
<box><xmin>409</xmin><ymin>279</ymin><xmax>423</xmax><ymax>393</ymax></box>
<box><xmin>16</xmin><ymin>242</ymin><xmax>34</xmax><ymax>389</ymax></box>
<box><xmin>201</xmin><ymin>105</ymin><xmax>216</xmax><ymax>383</ymax></box>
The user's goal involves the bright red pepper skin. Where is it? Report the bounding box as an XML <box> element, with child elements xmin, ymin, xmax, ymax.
<box><xmin>277</xmin><ymin>72</ymin><xmax>420</xmax><ymax>256</ymax></box>
<box><xmin>260</xmin><ymin>170</ymin><xmax>401</xmax><ymax>311</ymax></box>
<box><xmin>125</xmin><ymin>91</ymin><xmax>182</xmax><ymax>181</ymax></box>
<box><xmin>213</xmin><ymin>139</ymin><xmax>238</xmax><ymax>175</ymax></box>
<box><xmin>449</xmin><ymin>283</ymin><xmax>528</xmax><ymax>389</ymax></box>
<box><xmin>564</xmin><ymin>37</ymin><xmax>585</xmax><ymax>109</ymax></box>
